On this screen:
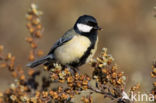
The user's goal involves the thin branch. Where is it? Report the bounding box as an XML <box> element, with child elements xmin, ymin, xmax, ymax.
<box><xmin>88</xmin><ymin>86</ymin><xmax>116</xmax><ymax>100</ymax></box>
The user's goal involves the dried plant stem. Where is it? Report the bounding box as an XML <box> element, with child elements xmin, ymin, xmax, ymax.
<box><xmin>88</xmin><ymin>86</ymin><xmax>116</xmax><ymax>99</ymax></box>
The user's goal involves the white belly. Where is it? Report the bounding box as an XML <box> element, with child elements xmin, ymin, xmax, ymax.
<box><xmin>54</xmin><ymin>35</ymin><xmax>91</xmax><ymax>65</ymax></box>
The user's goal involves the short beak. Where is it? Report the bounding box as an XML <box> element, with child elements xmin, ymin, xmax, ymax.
<box><xmin>94</xmin><ymin>26</ymin><xmax>103</xmax><ymax>31</ymax></box>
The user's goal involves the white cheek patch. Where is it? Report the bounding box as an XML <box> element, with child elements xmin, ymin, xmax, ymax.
<box><xmin>77</xmin><ymin>23</ymin><xmax>93</xmax><ymax>33</ymax></box>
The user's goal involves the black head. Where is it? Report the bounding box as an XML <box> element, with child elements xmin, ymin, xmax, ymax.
<box><xmin>74</xmin><ymin>15</ymin><xmax>101</xmax><ymax>35</ymax></box>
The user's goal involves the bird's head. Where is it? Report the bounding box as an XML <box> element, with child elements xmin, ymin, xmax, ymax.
<box><xmin>74</xmin><ymin>15</ymin><xmax>102</xmax><ymax>34</ymax></box>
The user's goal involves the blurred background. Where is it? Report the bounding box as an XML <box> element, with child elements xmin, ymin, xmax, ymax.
<box><xmin>0</xmin><ymin>0</ymin><xmax>156</xmax><ymax>102</ymax></box>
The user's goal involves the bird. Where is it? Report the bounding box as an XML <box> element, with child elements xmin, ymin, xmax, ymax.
<box><xmin>27</xmin><ymin>15</ymin><xmax>102</xmax><ymax>69</ymax></box>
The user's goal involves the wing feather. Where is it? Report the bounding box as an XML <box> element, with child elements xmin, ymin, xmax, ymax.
<box><xmin>48</xmin><ymin>29</ymin><xmax>76</xmax><ymax>55</ymax></box>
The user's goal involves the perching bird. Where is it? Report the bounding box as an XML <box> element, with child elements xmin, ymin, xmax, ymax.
<box><xmin>27</xmin><ymin>15</ymin><xmax>102</xmax><ymax>68</ymax></box>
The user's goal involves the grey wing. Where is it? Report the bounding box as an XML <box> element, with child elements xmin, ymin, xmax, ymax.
<box><xmin>48</xmin><ymin>29</ymin><xmax>75</xmax><ymax>55</ymax></box>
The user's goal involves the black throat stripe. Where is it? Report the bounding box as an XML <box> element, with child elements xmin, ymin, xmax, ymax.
<box><xmin>70</xmin><ymin>31</ymin><xmax>98</xmax><ymax>67</ymax></box>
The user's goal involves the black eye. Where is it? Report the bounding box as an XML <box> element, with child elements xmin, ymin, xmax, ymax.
<box><xmin>87</xmin><ymin>21</ymin><xmax>97</xmax><ymax>26</ymax></box>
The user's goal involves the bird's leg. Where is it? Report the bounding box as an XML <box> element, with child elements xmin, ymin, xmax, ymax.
<box><xmin>72</xmin><ymin>67</ymin><xmax>80</xmax><ymax>74</ymax></box>
<box><xmin>65</xmin><ymin>65</ymin><xmax>80</xmax><ymax>75</ymax></box>
<box><xmin>65</xmin><ymin>65</ymin><xmax>75</xmax><ymax>76</ymax></box>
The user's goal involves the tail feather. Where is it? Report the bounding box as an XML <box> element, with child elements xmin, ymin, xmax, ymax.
<box><xmin>26</xmin><ymin>55</ymin><xmax>53</xmax><ymax>68</ymax></box>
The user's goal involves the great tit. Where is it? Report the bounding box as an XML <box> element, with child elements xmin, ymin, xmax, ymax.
<box><xmin>27</xmin><ymin>15</ymin><xmax>102</xmax><ymax>68</ymax></box>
